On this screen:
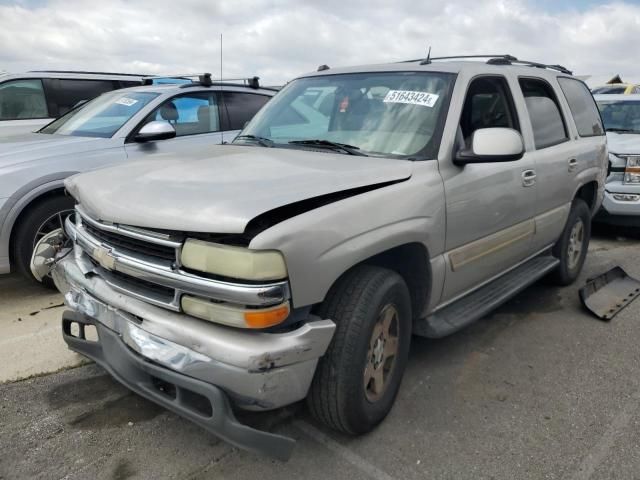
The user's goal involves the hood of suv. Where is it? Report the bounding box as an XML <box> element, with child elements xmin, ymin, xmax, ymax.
<box><xmin>0</xmin><ymin>132</ymin><xmax>108</xmax><ymax>168</ymax></box>
<box><xmin>606</xmin><ymin>131</ymin><xmax>640</xmax><ymax>155</ymax></box>
<box><xmin>66</xmin><ymin>145</ymin><xmax>413</xmax><ymax>233</ymax></box>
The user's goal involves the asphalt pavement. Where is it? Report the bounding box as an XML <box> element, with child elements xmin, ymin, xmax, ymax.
<box><xmin>1</xmin><ymin>229</ymin><xmax>640</xmax><ymax>480</ymax></box>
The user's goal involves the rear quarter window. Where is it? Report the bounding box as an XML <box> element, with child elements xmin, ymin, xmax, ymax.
<box><xmin>558</xmin><ymin>77</ymin><xmax>604</xmax><ymax>137</ymax></box>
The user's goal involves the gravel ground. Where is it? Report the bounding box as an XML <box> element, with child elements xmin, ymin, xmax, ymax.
<box><xmin>1</xmin><ymin>229</ymin><xmax>639</xmax><ymax>480</ymax></box>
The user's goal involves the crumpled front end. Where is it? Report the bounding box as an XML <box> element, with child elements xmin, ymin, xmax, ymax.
<box><xmin>53</xmin><ymin>209</ymin><xmax>335</xmax><ymax>460</ymax></box>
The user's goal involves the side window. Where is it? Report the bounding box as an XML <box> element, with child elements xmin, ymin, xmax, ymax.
<box><xmin>148</xmin><ymin>92</ymin><xmax>220</xmax><ymax>137</ymax></box>
<box><xmin>223</xmin><ymin>92</ymin><xmax>270</xmax><ymax>130</ymax></box>
<box><xmin>558</xmin><ymin>77</ymin><xmax>604</xmax><ymax>137</ymax></box>
<box><xmin>0</xmin><ymin>79</ymin><xmax>49</xmax><ymax>120</ymax></box>
<box><xmin>44</xmin><ymin>79</ymin><xmax>118</xmax><ymax>116</ymax></box>
<box><xmin>119</xmin><ymin>80</ymin><xmax>143</xmax><ymax>89</ymax></box>
<box><xmin>459</xmin><ymin>76</ymin><xmax>519</xmax><ymax>148</ymax></box>
<box><xmin>519</xmin><ymin>78</ymin><xmax>568</xmax><ymax>149</ymax></box>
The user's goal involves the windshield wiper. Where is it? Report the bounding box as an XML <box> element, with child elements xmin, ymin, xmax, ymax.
<box><xmin>606</xmin><ymin>128</ymin><xmax>636</xmax><ymax>133</ymax></box>
<box><xmin>234</xmin><ymin>134</ymin><xmax>274</xmax><ymax>147</ymax></box>
<box><xmin>289</xmin><ymin>139</ymin><xmax>367</xmax><ymax>156</ymax></box>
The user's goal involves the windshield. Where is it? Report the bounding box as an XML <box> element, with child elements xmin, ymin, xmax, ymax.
<box><xmin>40</xmin><ymin>90</ymin><xmax>159</xmax><ymax>138</ymax></box>
<box><xmin>592</xmin><ymin>86</ymin><xmax>628</xmax><ymax>95</ymax></box>
<box><xmin>596</xmin><ymin>99</ymin><xmax>640</xmax><ymax>133</ymax></box>
<box><xmin>236</xmin><ymin>71</ymin><xmax>455</xmax><ymax>158</ymax></box>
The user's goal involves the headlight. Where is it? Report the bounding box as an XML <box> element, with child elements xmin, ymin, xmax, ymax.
<box><xmin>624</xmin><ymin>156</ymin><xmax>640</xmax><ymax>184</ymax></box>
<box><xmin>180</xmin><ymin>239</ymin><xmax>287</xmax><ymax>281</ymax></box>
<box><xmin>181</xmin><ymin>295</ymin><xmax>290</xmax><ymax>328</ymax></box>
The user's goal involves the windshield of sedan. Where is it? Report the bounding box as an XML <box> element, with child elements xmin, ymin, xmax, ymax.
<box><xmin>597</xmin><ymin>99</ymin><xmax>640</xmax><ymax>133</ymax></box>
<box><xmin>40</xmin><ymin>90</ymin><xmax>159</xmax><ymax>138</ymax></box>
<box><xmin>236</xmin><ymin>71</ymin><xmax>455</xmax><ymax>158</ymax></box>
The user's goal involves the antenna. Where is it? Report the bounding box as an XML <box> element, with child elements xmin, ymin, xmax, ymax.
<box><xmin>420</xmin><ymin>46</ymin><xmax>432</xmax><ymax>65</ymax></box>
<box><xmin>220</xmin><ymin>33</ymin><xmax>224</xmax><ymax>144</ymax></box>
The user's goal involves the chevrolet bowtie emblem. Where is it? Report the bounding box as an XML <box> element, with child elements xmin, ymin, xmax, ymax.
<box><xmin>93</xmin><ymin>245</ymin><xmax>116</xmax><ymax>270</ymax></box>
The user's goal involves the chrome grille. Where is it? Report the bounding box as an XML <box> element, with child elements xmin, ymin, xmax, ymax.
<box><xmin>83</xmin><ymin>221</ymin><xmax>177</xmax><ymax>262</ymax></box>
<box><xmin>69</xmin><ymin>206</ymin><xmax>291</xmax><ymax>312</ymax></box>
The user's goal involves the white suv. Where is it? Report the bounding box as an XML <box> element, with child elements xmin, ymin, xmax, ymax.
<box><xmin>594</xmin><ymin>94</ymin><xmax>640</xmax><ymax>226</ymax></box>
<box><xmin>0</xmin><ymin>71</ymin><xmax>147</xmax><ymax>138</ymax></box>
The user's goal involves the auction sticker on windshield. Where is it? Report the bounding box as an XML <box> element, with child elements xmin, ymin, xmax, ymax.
<box><xmin>115</xmin><ymin>98</ymin><xmax>139</xmax><ymax>107</ymax></box>
<box><xmin>383</xmin><ymin>90</ymin><xmax>439</xmax><ymax>107</ymax></box>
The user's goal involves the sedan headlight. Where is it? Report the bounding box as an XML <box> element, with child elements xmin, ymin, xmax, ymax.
<box><xmin>180</xmin><ymin>239</ymin><xmax>287</xmax><ymax>281</ymax></box>
<box><xmin>624</xmin><ymin>156</ymin><xmax>640</xmax><ymax>184</ymax></box>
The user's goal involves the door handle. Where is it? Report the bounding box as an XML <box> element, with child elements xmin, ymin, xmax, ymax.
<box><xmin>522</xmin><ymin>169</ymin><xmax>537</xmax><ymax>187</ymax></box>
<box><xmin>568</xmin><ymin>158</ymin><xmax>578</xmax><ymax>172</ymax></box>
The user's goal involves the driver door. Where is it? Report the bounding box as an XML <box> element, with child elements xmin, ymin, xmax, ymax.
<box><xmin>125</xmin><ymin>91</ymin><xmax>225</xmax><ymax>160</ymax></box>
<box><xmin>439</xmin><ymin>75</ymin><xmax>537</xmax><ymax>303</ymax></box>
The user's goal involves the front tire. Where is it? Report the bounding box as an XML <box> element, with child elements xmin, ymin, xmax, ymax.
<box><xmin>549</xmin><ymin>199</ymin><xmax>591</xmax><ymax>285</ymax></box>
<box><xmin>308</xmin><ymin>265</ymin><xmax>412</xmax><ymax>434</ymax></box>
<box><xmin>11</xmin><ymin>195</ymin><xmax>75</xmax><ymax>288</ymax></box>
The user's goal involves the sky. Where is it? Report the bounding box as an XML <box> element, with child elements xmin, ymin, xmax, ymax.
<box><xmin>1</xmin><ymin>0</ymin><xmax>639</xmax><ymax>85</ymax></box>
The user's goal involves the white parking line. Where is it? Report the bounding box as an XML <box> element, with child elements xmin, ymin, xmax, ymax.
<box><xmin>569</xmin><ymin>389</ymin><xmax>640</xmax><ymax>480</ymax></box>
<box><xmin>293</xmin><ymin>421</ymin><xmax>397</xmax><ymax>480</ymax></box>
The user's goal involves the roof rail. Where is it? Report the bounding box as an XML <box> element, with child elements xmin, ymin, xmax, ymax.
<box><xmin>29</xmin><ymin>70</ymin><xmax>146</xmax><ymax>77</ymax></box>
<box><xmin>399</xmin><ymin>54</ymin><xmax>572</xmax><ymax>75</ymax></box>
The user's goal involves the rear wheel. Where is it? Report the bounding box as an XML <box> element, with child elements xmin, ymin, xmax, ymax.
<box><xmin>308</xmin><ymin>265</ymin><xmax>412</xmax><ymax>434</ymax></box>
<box><xmin>549</xmin><ymin>199</ymin><xmax>591</xmax><ymax>285</ymax></box>
<box><xmin>12</xmin><ymin>195</ymin><xmax>74</xmax><ymax>288</ymax></box>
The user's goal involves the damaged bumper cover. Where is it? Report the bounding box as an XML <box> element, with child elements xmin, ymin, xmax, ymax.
<box><xmin>53</xmin><ymin>252</ymin><xmax>335</xmax><ymax>459</ymax></box>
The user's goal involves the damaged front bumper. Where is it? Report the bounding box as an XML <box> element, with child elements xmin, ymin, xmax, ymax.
<box><xmin>53</xmin><ymin>252</ymin><xmax>335</xmax><ymax>460</ymax></box>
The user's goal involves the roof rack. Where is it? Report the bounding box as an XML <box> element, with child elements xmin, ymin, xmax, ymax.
<box><xmin>29</xmin><ymin>70</ymin><xmax>146</xmax><ymax>77</ymax></box>
<box><xmin>399</xmin><ymin>54</ymin><xmax>572</xmax><ymax>75</ymax></box>
<box><xmin>143</xmin><ymin>73</ymin><xmax>262</xmax><ymax>89</ymax></box>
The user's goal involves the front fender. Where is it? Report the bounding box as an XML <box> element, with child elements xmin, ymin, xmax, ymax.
<box><xmin>250</xmin><ymin>165</ymin><xmax>445</xmax><ymax>308</ymax></box>
<box><xmin>0</xmin><ymin>172</ymin><xmax>78</xmax><ymax>270</ymax></box>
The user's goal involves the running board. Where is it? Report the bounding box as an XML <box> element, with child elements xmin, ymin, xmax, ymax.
<box><xmin>414</xmin><ymin>255</ymin><xmax>560</xmax><ymax>338</ymax></box>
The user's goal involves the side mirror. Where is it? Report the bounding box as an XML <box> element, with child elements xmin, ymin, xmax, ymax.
<box><xmin>134</xmin><ymin>121</ymin><xmax>176</xmax><ymax>142</ymax></box>
<box><xmin>455</xmin><ymin>128</ymin><xmax>524</xmax><ymax>165</ymax></box>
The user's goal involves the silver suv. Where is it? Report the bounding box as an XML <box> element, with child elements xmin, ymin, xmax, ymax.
<box><xmin>0</xmin><ymin>76</ymin><xmax>275</xmax><ymax>285</ymax></box>
<box><xmin>52</xmin><ymin>55</ymin><xmax>607</xmax><ymax>459</ymax></box>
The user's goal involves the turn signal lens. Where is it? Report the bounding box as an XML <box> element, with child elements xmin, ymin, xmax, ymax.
<box><xmin>244</xmin><ymin>304</ymin><xmax>291</xmax><ymax>328</ymax></box>
<box><xmin>181</xmin><ymin>295</ymin><xmax>290</xmax><ymax>329</ymax></box>
<box><xmin>624</xmin><ymin>156</ymin><xmax>640</xmax><ymax>184</ymax></box>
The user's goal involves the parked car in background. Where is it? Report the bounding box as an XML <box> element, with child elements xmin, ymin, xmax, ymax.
<box><xmin>0</xmin><ymin>75</ymin><xmax>275</xmax><ymax>285</ymax></box>
<box><xmin>51</xmin><ymin>55</ymin><xmax>606</xmax><ymax>459</ymax></box>
<box><xmin>0</xmin><ymin>71</ymin><xmax>148</xmax><ymax>137</ymax></box>
<box><xmin>592</xmin><ymin>83</ymin><xmax>640</xmax><ymax>95</ymax></box>
<box><xmin>594</xmin><ymin>94</ymin><xmax>640</xmax><ymax>226</ymax></box>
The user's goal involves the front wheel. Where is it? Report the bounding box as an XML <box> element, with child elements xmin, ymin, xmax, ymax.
<box><xmin>549</xmin><ymin>199</ymin><xmax>591</xmax><ymax>285</ymax></box>
<box><xmin>307</xmin><ymin>265</ymin><xmax>412</xmax><ymax>434</ymax></box>
<box><xmin>12</xmin><ymin>195</ymin><xmax>75</xmax><ymax>288</ymax></box>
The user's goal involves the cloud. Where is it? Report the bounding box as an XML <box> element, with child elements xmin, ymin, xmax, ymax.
<box><xmin>0</xmin><ymin>0</ymin><xmax>639</xmax><ymax>84</ymax></box>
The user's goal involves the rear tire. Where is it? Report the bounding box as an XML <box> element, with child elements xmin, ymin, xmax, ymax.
<box><xmin>11</xmin><ymin>195</ymin><xmax>75</xmax><ymax>288</ymax></box>
<box><xmin>549</xmin><ymin>199</ymin><xmax>591</xmax><ymax>286</ymax></box>
<box><xmin>307</xmin><ymin>265</ymin><xmax>412</xmax><ymax>434</ymax></box>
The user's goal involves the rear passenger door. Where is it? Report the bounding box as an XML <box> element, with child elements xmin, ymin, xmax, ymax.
<box><xmin>515</xmin><ymin>77</ymin><xmax>605</xmax><ymax>252</ymax></box>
